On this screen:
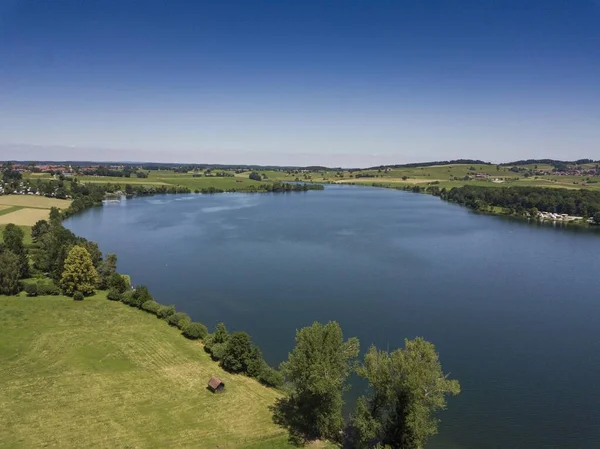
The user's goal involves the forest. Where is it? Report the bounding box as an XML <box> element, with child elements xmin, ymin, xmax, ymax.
<box><xmin>440</xmin><ymin>185</ymin><xmax>600</xmax><ymax>218</ymax></box>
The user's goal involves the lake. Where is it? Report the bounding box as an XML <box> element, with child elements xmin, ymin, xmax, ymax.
<box><xmin>65</xmin><ymin>185</ymin><xmax>600</xmax><ymax>448</ymax></box>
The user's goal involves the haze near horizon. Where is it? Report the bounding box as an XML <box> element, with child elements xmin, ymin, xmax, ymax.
<box><xmin>1</xmin><ymin>0</ymin><xmax>599</xmax><ymax>166</ymax></box>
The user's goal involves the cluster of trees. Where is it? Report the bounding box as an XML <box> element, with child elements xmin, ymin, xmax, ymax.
<box><xmin>0</xmin><ymin>224</ymin><xmax>30</xmax><ymax>294</ymax></box>
<box><xmin>369</xmin><ymin>159</ymin><xmax>490</xmax><ymax>170</ymax></box>
<box><xmin>272</xmin><ymin>322</ymin><xmax>460</xmax><ymax>449</ymax></box>
<box><xmin>441</xmin><ymin>185</ymin><xmax>600</xmax><ymax>217</ymax></box>
<box><xmin>203</xmin><ymin>323</ymin><xmax>284</xmax><ymax>387</ymax></box>
<box><xmin>501</xmin><ymin>159</ymin><xmax>596</xmax><ymax>166</ymax></box>
<box><xmin>84</xmin><ymin>165</ymin><xmax>135</xmax><ymax>177</ymax></box>
<box><xmin>123</xmin><ymin>184</ymin><xmax>192</xmax><ymax>196</ymax></box>
<box><xmin>249</xmin><ymin>171</ymin><xmax>262</xmax><ymax>181</ymax></box>
<box><xmin>264</xmin><ymin>182</ymin><xmax>324</xmax><ymax>192</ymax></box>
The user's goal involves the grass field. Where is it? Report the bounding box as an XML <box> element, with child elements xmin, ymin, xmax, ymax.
<box><xmin>261</xmin><ymin>163</ymin><xmax>600</xmax><ymax>192</ymax></box>
<box><xmin>0</xmin><ymin>195</ymin><xmax>71</xmax><ymax>226</ymax></box>
<box><xmin>72</xmin><ymin>173</ymin><xmax>265</xmax><ymax>191</ymax></box>
<box><xmin>0</xmin><ymin>294</ymin><xmax>307</xmax><ymax>449</ymax></box>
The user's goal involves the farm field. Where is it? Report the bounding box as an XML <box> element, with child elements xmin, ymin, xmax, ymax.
<box><xmin>0</xmin><ymin>195</ymin><xmax>71</xmax><ymax>225</ymax></box>
<box><xmin>263</xmin><ymin>163</ymin><xmax>600</xmax><ymax>192</ymax></box>
<box><xmin>0</xmin><ymin>294</ymin><xmax>305</xmax><ymax>449</ymax></box>
<box><xmin>70</xmin><ymin>172</ymin><xmax>265</xmax><ymax>191</ymax></box>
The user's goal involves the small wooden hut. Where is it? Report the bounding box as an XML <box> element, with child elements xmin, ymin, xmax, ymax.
<box><xmin>208</xmin><ymin>376</ymin><xmax>225</xmax><ymax>393</ymax></box>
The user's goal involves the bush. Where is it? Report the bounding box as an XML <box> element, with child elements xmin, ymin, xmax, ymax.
<box><xmin>210</xmin><ymin>342</ymin><xmax>227</xmax><ymax>361</ymax></box>
<box><xmin>257</xmin><ymin>365</ymin><xmax>285</xmax><ymax>388</ymax></box>
<box><xmin>182</xmin><ymin>322</ymin><xmax>208</xmax><ymax>340</ymax></box>
<box><xmin>141</xmin><ymin>301</ymin><xmax>161</xmax><ymax>315</ymax></box>
<box><xmin>73</xmin><ymin>291</ymin><xmax>84</xmax><ymax>301</ymax></box>
<box><xmin>106</xmin><ymin>288</ymin><xmax>122</xmax><ymax>301</ymax></box>
<box><xmin>108</xmin><ymin>272</ymin><xmax>127</xmax><ymax>293</ymax></box>
<box><xmin>167</xmin><ymin>312</ymin><xmax>191</xmax><ymax>329</ymax></box>
<box><xmin>25</xmin><ymin>283</ymin><xmax>38</xmax><ymax>297</ymax></box>
<box><xmin>37</xmin><ymin>280</ymin><xmax>61</xmax><ymax>296</ymax></box>
<box><xmin>129</xmin><ymin>285</ymin><xmax>153</xmax><ymax>308</ymax></box>
<box><xmin>121</xmin><ymin>290</ymin><xmax>135</xmax><ymax>306</ymax></box>
<box><xmin>157</xmin><ymin>305</ymin><xmax>176</xmax><ymax>320</ymax></box>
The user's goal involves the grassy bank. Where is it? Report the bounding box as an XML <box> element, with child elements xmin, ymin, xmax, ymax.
<box><xmin>0</xmin><ymin>294</ymin><xmax>305</xmax><ymax>448</ymax></box>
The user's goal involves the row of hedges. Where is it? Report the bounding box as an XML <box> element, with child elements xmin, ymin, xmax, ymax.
<box><xmin>108</xmin><ymin>284</ymin><xmax>283</xmax><ymax>387</ymax></box>
<box><xmin>108</xmin><ymin>285</ymin><xmax>208</xmax><ymax>341</ymax></box>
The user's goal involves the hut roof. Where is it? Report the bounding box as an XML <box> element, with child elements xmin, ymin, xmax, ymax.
<box><xmin>208</xmin><ymin>377</ymin><xmax>223</xmax><ymax>389</ymax></box>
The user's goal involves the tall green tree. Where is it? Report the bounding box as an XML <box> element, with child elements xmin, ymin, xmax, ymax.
<box><xmin>221</xmin><ymin>331</ymin><xmax>258</xmax><ymax>373</ymax></box>
<box><xmin>98</xmin><ymin>253</ymin><xmax>118</xmax><ymax>289</ymax></box>
<box><xmin>0</xmin><ymin>249</ymin><xmax>21</xmax><ymax>295</ymax></box>
<box><xmin>351</xmin><ymin>338</ymin><xmax>460</xmax><ymax>449</ymax></box>
<box><xmin>31</xmin><ymin>219</ymin><xmax>50</xmax><ymax>242</ymax></box>
<box><xmin>2</xmin><ymin>224</ymin><xmax>29</xmax><ymax>278</ymax></box>
<box><xmin>274</xmin><ymin>321</ymin><xmax>359</xmax><ymax>443</ymax></box>
<box><xmin>60</xmin><ymin>245</ymin><xmax>99</xmax><ymax>296</ymax></box>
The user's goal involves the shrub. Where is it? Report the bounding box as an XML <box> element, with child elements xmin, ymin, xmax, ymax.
<box><xmin>37</xmin><ymin>280</ymin><xmax>61</xmax><ymax>296</ymax></box>
<box><xmin>73</xmin><ymin>291</ymin><xmax>84</xmax><ymax>301</ymax></box>
<box><xmin>167</xmin><ymin>312</ymin><xmax>191</xmax><ymax>329</ymax></box>
<box><xmin>129</xmin><ymin>285</ymin><xmax>153</xmax><ymax>308</ymax></box>
<box><xmin>203</xmin><ymin>333</ymin><xmax>215</xmax><ymax>352</ymax></box>
<box><xmin>157</xmin><ymin>305</ymin><xmax>176</xmax><ymax>320</ymax></box>
<box><xmin>121</xmin><ymin>274</ymin><xmax>132</xmax><ymax>290</ymax></box>
<box><xmin>182</xmin><ymin>322</ymin><xmax>208</xmax><ymax>340</ymax></box>
<box><xmin>210</xmin><ymin>342</ymin><xmax>227</xmax><ymax>361</ymax></box>
<box><xmin>108</xmin><ymin>272</ymin><xmax>127</xmax><ymax>293</ymax></box>
<box><xmin>121</xmin><ymin>290</ymin><xmax>135</xmax><ymax>306</ymax></box>
<box><xmin>257</xmin><ymin>365</ymin><xmax>285</xmax><ymax>388</ymax></box>
<box><xmin>106</xmin><ymin>288</ymin><xmax>122</xmax><ymax>301</ymax></box>
<box><xmin>25</xmin><ymin>283</ymin><xmax>38</xmax><ymax>297</ymax></box>
<box><xmin>141</xmin><ymin>300</ymin><xmax>161</xmax><ymax>315</ymax></box>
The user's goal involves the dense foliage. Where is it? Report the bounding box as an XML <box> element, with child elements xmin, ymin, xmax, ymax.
<box><xmin>350</xmin><ymin>338</ymin><xmax>460</xmax><ymax>449</ymax></box>
<box><xmin>60</xmin><ymin>245</ymin><xmax>99</xmax><ymax>296</ymax></box>
<box><xmin>3</xmin><ymin>224</ymin><xmax>29</xmax><ymax>278</ymax></box>
<box><xmin>273</xmin><ymin>321</ymin><xmax>360</xmax><ymax>443</ymax></box>
<box><xmin>441</xmin><ymin>185</ymin><xmax>600</xmax><ymax>216</ymax></box>
<box><xmin>0</xmin><ymin>249</ymin><xmax>21</xmax><ymax>295</ymax></box>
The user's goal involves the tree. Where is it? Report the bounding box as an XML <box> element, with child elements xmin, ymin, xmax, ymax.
<box><xmin>593</xmin><ymin>212</ymin><xmax>600</xmax><ymax>225</ymax></box>
<box><xmin>98</xmin><ymin>253</ymin><xmax>118</xmax><ymax>289</ymax></box>
<box><xmin>60</xmin><ymin>245</ymin><xmax>99</xmax><ymax>296</ymax></box>
<box><xmin>249</xmin><ymin>171</ymin><xmax>262</xmax><ymax>181</ymax></box>
<box><xmin>221</xmin><ymin>331</ymin><xmax>256</xmax><ymax>373</ymax></box>
<box><xmin>2</xmin><ymin>224</ymin><xmax>29</xmax><ymax>278</ymax></box>
<box><xmin>351</xmin><ymin>338</ymin><xmax>460</xmax><ymax>449</ymax></box>
<box><xmin>274</xmin><ymin>321</ymin><xmax>359</xmax><ymax>443</ymax></box>
<box><xmin>0</xmin><ymin>249</ymin><xmax>21</xmax><ymax>295</ymax></box>
<box><xmin>31</xmin><ymin>219</ymin><xmax>50</xmax><ymax>241</ymax></box>
<box><xmin>107</xmin><ymin>272</ymin><xmax>127</xmax><ymax>293</ymax></box>
<box><xmin>213</xmin><ymin>322</ymin><xmax>229</xmax><ymax>344</ymax></box>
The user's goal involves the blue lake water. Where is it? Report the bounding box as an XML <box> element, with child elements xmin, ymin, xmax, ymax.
<box><xmin>65</xmin><ymin>185</ymin><xmax>600</xmax><ymax>448</ymax></box>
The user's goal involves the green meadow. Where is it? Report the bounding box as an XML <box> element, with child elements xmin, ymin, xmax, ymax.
<box><xmin>0</xmin><ymin>294</ymin><xmax>314</xmax><ymax>449</ymax></box>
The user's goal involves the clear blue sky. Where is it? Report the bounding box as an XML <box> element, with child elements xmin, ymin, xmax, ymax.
<box><xmin>1</xmin><ymin>0</ymin><xmax>599</xmax><ymax>166</ymax></box>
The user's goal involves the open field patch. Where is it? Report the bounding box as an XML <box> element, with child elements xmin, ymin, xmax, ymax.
<box><xmin>0</xmin><ymin>295</ymin><xmax>294</xmax><ymax>448</ymax></box>
<box><xmin>0</xmin><ymin>205</ymin><xmax>23</xmax><ymax>215</ymax></box>
<box><xmin>0</xmin><ymin>195</ymin><xmax>71</xmax><ymax>209</ymax></box>
<box><xmin>0</xmin><ymin>207</ymin><xmax>50</xmax><ymax>225</ymax></box>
